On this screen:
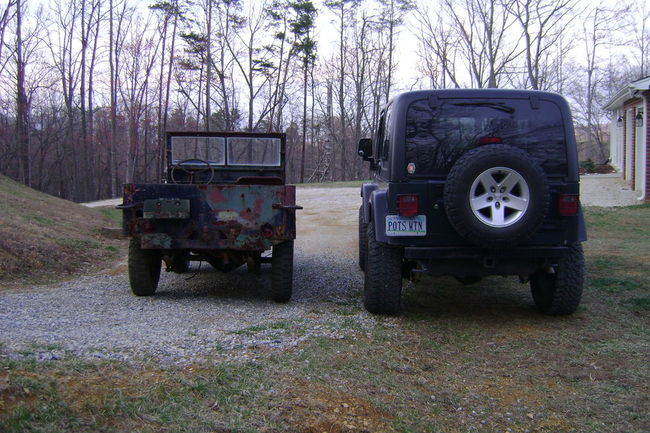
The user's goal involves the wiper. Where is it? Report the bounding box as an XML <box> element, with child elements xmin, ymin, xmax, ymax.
<box><xmin>453</xmin><ymin>102</ymin><xmax>515</xmax><ymax>114</ymax></box>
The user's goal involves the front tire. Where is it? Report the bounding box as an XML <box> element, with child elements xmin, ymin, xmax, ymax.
<box><xmin>530</xmin><ymin>243</ymin><xmax>584</xmax><ymax>315</ymax></box>
<box><xmin>271</xmin><ymin>240</ymin><xmax>293</xmax><ymax>303</ymax></box>
<box><xmin>128</xmin><ymin>238</ymin><xmax>162</xmax><ymax>296</ymax></box>
<box><xmin>364</xmin><ymin>222</ymin><xmax>403</xmax><ymax>315</ymax></box>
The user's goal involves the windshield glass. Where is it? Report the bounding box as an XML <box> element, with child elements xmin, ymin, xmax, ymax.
<box><xmin>171</xmin><ymin>136</ymin><xmax>282</xmax><ymax>167</ymax></box>
<box><xmin>405</xmin><ymin>98</ymin><xmax>567</xmax><ymax>176</ymax></box>
<box><xmin>228</xmin><ymin>137</ymin><xmax>281</xmax><ymax>166</ymax></box>
<box><xmin>171</xmin><ymin>136</ymin><xmax>225</xmax><ymax>164</ymax></box>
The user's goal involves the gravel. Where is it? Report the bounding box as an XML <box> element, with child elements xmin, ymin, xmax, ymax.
<box><xmin>0</xmin><ymin>188</ymin><xmax>377</xmax><ymax>366</ymax></box>
<box><xmin>1</xmin><ymin>179</ymin><xmax>640</xmax><ymax>366</ymax></box>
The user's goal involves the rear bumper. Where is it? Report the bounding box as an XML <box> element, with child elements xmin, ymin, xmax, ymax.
<box><xmin>404</xmin><ymin>245</ymin><xmax>569</xmax><ymax>277</ymax></box>
<box><xmin>404</xmin><ymin>245</ymin><xmax>568</xmax><ymax>260</ymax></box>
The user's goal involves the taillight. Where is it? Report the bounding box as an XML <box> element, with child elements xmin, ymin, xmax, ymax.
<box><xmin>558</xmin><ymin>194</ymin><xmax>579</xmax><ymax>216</ymax></box>
<box><xmin>479</xmin><ymin>136</ymin><xmax>503</xmax><ymax>144</ymax></box>
<box><xmin>398</xmin><ymin>194</ymin><xmax>419</xmax><ymax>217</ymax></box>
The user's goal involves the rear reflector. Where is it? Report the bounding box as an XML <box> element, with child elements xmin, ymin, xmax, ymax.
<box><xmin>479</xmin><ymin>136</ymin><xmax>503</xmax><ymax>144</ymax></box>
<box><xmin>558</xmin><ymin>194</ymin><xmax>579</xmax><ymax>216</ymax></box>
<box><xmin>398</xmin><ymin>194</ymin><xmax>419</xmax><ymax>217</ymax></box>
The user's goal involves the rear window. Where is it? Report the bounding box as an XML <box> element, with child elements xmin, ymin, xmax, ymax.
<box><xmin>405</xmin><ymin>98</ymin><xmax>567</xmax><ymax>176</ymax></box>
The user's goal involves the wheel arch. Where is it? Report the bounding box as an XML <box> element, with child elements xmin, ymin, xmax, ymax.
<box><xmin>361</xmin><ymin>183</ymin><xmax>378</xmax><ymax>224</ymax></box>
<box><xmin>369</xmin><ymin>189</ymin><xmax>389</xmax><ymax>243</ymax></box>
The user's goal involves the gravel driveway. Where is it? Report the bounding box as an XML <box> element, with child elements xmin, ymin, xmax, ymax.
<box><xmin>0</xmin><ymin>188</ymin><xmax>372</xmax><ymax>365</ymax></box>
<box><xmin>1</xmin><ymin>179</ymin><xmax>640</xmax><ymax>365</ymax></box>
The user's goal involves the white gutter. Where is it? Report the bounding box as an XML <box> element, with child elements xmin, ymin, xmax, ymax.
<box><xmin>639</xmin><ymin>92</ymin><xmax>647</xmax><ymax>201</ymax></box>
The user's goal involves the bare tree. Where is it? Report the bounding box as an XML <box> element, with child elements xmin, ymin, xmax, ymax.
<box><xmin>441</xmin><ymin>0</ymin><xmax>518</xmax><ymax>88</ymax></box>
<box><xmin>377</xmin><ymin>0</ymin><xmax>414</xmax><ymax>101</ymax></box>
<box><xmin>569</xmin><ymin>6</ymin><xmax>624</xmax><ymax>162</ymax></box>
<box><xmin>15</xmin><ymin>0</ymin><xmax>29</xmax><ymax>186</ymax></box>
<box><xmin>151</xmin><ymin>0</ymin><xmax>184</xmax><ymax>180</ymax></box>
<box><xmin>324</xmin><ymin>0</ymin><xmax>360</xmax><ymax>179</ymax></box>
<box><xmin>506</xmin><ymin>0</ymin><xmax>576</xmax><ymax>90</ymax></box>
<box><xmin>226</xmin><ymin>0</ymin><xmax>276</xmax><ymax>131</ymax></box>
<box><xmin>120</xmin><ymin>12</ymin><xmax>161</xmax><ymax>183</ymax></box>
<box><xmin>413</xmin><ymin>3</ymin><xmax>461</xmax><ymax>88</ymax></box>
<box><xmin>627</xmin><ymin>1</ymin><xmax>650</xmax><ymax>78</ymax></box>
<box><xmin>0</xmin><ymin>0</ymin><xmax>17</xmax><ymax>74</ymax></box>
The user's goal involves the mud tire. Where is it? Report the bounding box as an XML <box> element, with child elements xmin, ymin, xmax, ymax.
<box><xmin>271</xmin><ymin>240</ymin><xmax>293</xmax><ymax>303</ymax></box>
<box><xmin>128</xmin><ymin>238</ymin><xmax>162</xmax><ymax>296</ymax></box>
<box><xmin>444</xmin><ymin>144</ymin><xmax>549</xmax><ymax>248</ymax></box>
<box><xmin>363</xmin><ymin>222</ymin><xmax>403</xmax><ymax>315</ymax></box>
<box><xmin>530</xmin><ymin>243</ymin><xmax>584</xmax><ymax>315</ymax></box>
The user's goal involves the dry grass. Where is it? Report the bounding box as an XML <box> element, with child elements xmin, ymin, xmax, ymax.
<box><xmin>0</xmin><ymin>176</ymin><xmax>124</xmax><ymax>287</ymax></box>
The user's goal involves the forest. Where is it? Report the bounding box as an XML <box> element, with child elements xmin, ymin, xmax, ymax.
<box><xmin>0</xmin><ymin>0</ymin><xmax>648</xmax><ymax>202</ymax></box>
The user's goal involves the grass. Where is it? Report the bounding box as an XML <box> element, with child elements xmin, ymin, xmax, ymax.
<box><xmin>1</xmin><ymin>203</ymin><xmax>649</xmax><ymax>432</ymax></box>
<box><xmin>0</xmin><ymin>175</ymin><xmax>125</xmax><ymax>287</ymax></box>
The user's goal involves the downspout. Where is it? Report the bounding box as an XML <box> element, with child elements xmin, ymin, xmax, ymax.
<box><xmin>639</xmin><ymin>92</ymin><xmax>647</xmax><ymax>201</ymax></box>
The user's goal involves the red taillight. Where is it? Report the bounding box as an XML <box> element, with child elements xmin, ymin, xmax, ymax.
<box><xmin>558</xmin><ymin>194</ymin><xmax>579</xmax><ymax>216</ymax></box>
<box><xmin>398</xmin><ymin>194</ymin><xmax>419</xmax><ymax>217</ymax></box>
<box><xmin>479</xmin><ymin>136</ymin><xmax>503</xmax><ymax>144</ymax></box>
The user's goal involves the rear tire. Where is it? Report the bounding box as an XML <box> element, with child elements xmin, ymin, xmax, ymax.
<box><xmin>271</xmin><ymin>241</ymin><xmax>293</xmax><ymax>303</ymax></box>
<box><xmin>358</xmin><ymin>206</ymin><xmax>368</xmax><ymax>271</ymax></box>
<box><xmin>128</xmin><ymin>238</ymin><xmax>162</xmax><ymax>296</ymax></box>
<box><xmin>530</xmin><ymin>243</ymin><xmax>584</xmax><ymax>315</ymax></box>
<box><xmin>364</xmin><ymin>222</ymin><xmax>402</xmax><ymax>315</ymax></box>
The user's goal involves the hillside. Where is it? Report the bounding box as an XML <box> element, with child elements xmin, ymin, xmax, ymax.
<box><xmin>0</xmin><ymin>176</ymin><xmax>124</xmax><ymax>286</ymax></box>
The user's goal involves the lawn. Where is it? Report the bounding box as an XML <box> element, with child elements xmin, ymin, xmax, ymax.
<box><xmin>1</xmin><ymin>205</ymin><xmax>648</xmax><ymax>433</ymax></box>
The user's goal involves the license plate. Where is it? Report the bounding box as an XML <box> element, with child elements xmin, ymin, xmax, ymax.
<box><xmin>385</xmin><ymin>215</ymin><xmax>426</xmax><ymax>236</ymax></box>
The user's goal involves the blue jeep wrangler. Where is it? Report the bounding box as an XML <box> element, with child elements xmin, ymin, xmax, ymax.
<box><xmin>358</xmin><ymin>89</ymin><xmax>587</xmax><ymax>315</ymax></box>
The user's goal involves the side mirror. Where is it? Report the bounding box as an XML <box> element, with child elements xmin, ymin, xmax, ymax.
<box><xmin>358</xmin><ymin>138</ymin><xmax>373</xmax><ymax>162</ymax></box>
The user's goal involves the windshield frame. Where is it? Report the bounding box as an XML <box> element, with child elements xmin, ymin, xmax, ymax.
<box><xmin>166</xmin><ymin>131</ymin><xmax>286</xmax><ymax>170</ymax></box>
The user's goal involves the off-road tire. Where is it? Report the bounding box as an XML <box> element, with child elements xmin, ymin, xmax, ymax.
<box><xmin>530</xmin><ymin>243</ymin><xmax>584</xmax><ymax>315</ymax></box>
<box><xmin>128</xmin><ymin>238</ymin><xmax>162</xmax><ymax>296</ymax></box>
<box><xmin>364</xmin><ymin>222</ymin><xmax>403</xmax><ymax>315</ymax></box>
<box><xmin>444</xmin><ymin>144</ymin><xmax>549</xmax><ymax>249</ymax></box>
<box><xmin>271</xmin><ymin>240</ymin><xmax>293</xmax><ymax>303</ymax></box>
<box><xmin>358</xmin><ymin>206</ymin><xmax>368</xmax><ymax>271</ymax></box>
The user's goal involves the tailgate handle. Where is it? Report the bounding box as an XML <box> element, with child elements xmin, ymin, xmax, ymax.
<box><xmin>273</xmin><ymin>204</ymin><xmax>303</xmax><ymax>210</ymax></box>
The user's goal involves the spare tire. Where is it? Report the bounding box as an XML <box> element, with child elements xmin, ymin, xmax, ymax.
<box><xmin>444</xmin><ymin>144</ymin><xmax>549</xmax><ymax>248</ymax></box>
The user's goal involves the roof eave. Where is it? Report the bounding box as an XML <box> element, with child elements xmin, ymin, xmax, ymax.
<box><xmin>602</xmin><ymin>76</ymin><xmax>650</xmax><ymax>111</ymax></box>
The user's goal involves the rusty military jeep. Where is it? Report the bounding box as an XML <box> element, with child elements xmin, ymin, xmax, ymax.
<box><xmin>119</xmin><ymin>131</ymin><xmax>301</xmax><ymax>302</ymax></box>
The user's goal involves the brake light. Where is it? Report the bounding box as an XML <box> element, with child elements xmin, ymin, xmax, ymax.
<box><xmin>558</xmin><ymin>194</ymin><xmax>579</xmax><ymax>216</ymax></box>
<box><xmin>398</xmin><ymin>194</ymin><xmax>419</xmax><ymax>217</ymax></box>
<box><xmin>479</xmin><ymin>136</ymin><xmax>503</xmax><ymax>144</ymax></box>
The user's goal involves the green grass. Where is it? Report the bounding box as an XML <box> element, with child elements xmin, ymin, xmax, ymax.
<box><xmin>97</xmin><ymin>207</ymin><xmax>122</xmax><ymax>224</ymax></box>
